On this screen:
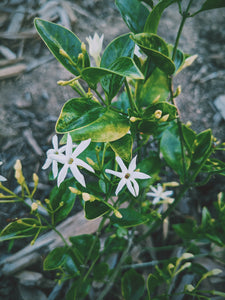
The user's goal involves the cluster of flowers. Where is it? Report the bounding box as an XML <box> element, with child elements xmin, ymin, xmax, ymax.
<box><xmin>42</xmin><ymin>134</ymin><xmax>173</xmax><ymax>203</ymax></box>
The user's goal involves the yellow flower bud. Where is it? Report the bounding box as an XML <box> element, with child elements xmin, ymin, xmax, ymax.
<box><xmin>86</xmin><ymin>157</ymin><xmax>95</xmax><ymax>166</ymax></box>
<box><xmin>160</xmin><ymin>114</ymin><xmax>169</xmax><ymax>122</ymax></box>
<box><xmin>130</xmin><ymin>116</ymin><xmax>139</xmax><ymax>122</ymax></box>
<box><xmin>78</xmin><ymin>53</ymin><xmax>84</xmax><ymax>61</ymax></box>
<box><xmin>59</xmin><ymin>48</ymin><xmax>70</xmax><ymax>59</ymax></box>
<box><xmin>82</xmin><ymin>192</ymin><xmax>95</xmax><ymax>202</ymax></box>
<box><xmin>33</xmin><ymin>173</ymin><xmax>39</xmax><ymax>186</ymax></box>
<box><xmin>154</xmin><ymin>110</ymin><xmax>162</xmax><ymax>119</ymax></box>
<box><xmin>69</xmin><ymin>187</ymin><xmax>82</xmax><ymax>194</ymax></box>
<box><xmin>31</xmin><ymin>202</ymin><xmax>38</xmax><ymax>211</ymax></box>
<box><xmin>185</xmin><ymin>284</ymin><xmax>195</xmax><ymax>292</ymax></box>
<box><xmin>14</xmin><ymin>160</ymin><xmax>25</xmax><ymax>185</ymax></box>
<box><xmin>114</xmin><ymin>210</ymin><xmax>123</xmax><ymax>219</ymax></box>
<box><xmin>81</xmin><ymin>42</ymin><xmax>86</xmax><ymax>53</ymax></box>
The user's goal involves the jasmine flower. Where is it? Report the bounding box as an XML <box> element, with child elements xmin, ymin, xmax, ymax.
<box><xmin>49</xmin><ymin>134</ymin><xmax>94</xmax><ymax>187</ymax></box>
<box><xmin>105</xmin><ymin>156</ymin><xmax>150</xmax><ymax>197</ymax></box>
<box><xmin>147</xmin><ymin>183</ymin><xmax>173</xmax><ymax>204</ymax></box>
<box><xmin>42</xmin><ymin>135</ymin><xmax>66</xmax><ymax>179</ymax></box>
<box><xmin>86</xmin><ymin>32</ymin><xmax>104</xmax><ymax>66</ymax></box>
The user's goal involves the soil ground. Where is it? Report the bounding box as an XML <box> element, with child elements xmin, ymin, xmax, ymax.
<box><xmin>0</xmin><ymin>1</ymin><xmax>224</xmax><ymax>299</ymax></box>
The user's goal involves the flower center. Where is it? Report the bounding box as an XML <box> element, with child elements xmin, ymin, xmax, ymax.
<box><xmin>125</xmin><ymin>173</ymin><xmax>130</xmax><ymax>179</ymax></box>
<box><xmin>68</xmin><ymin>158</ymin><xmax>74</xmax><ymax>164</ymax></box>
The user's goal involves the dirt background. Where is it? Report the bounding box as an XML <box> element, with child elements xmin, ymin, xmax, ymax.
<box><xmin>0</xmin><ymin>0</ymin><xmax>225</xmax><ymax>299</ymax></box>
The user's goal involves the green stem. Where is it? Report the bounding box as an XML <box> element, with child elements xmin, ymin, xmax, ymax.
<box><xmin>125</xmin><ymin>79</ymin><xmax>139</xmax><ymax>113</ymax></box>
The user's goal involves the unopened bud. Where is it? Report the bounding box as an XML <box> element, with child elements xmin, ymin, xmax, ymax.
<box><xmin>78</xmin><ymin>53</ymin><xmax>84</xmax><ymax>61</ymax></box>
<box><xmin>152</xmin><ymin>95</ymin><xmax>160</xmax><ymax>104</ymax></box>
<box><xmin>59</xmin><ymin>48</ymin><xmax>70</xmax><ymax>59</ymax></box>
<box><xmin>33</xmin><ymin>173</ymin><xmax>39</xmax><ymax>186</ymax></box>
<box><xmin>31</xmin><ymin>202</ymin><xmax>38</xmax><ymax>211</ymax></box>
<box><xmin>82</xmin><ymin>192</ymin><xmax>95</xmax><ymax>202</ymax></box>
<box><xmin>164</xmin><ymin>181</ymin><xmax>179</xmax><ymax>187</ymax></box>
<box><xmin>185</xmin><ymin>284</ymin><xmax>195</xmax><ymax>292</ymax></box>
<box><xmin>14</xmin><ymin>160</ymin><xmax>25</xmax><ymax>185</ymax></box>
<box><xmin>161</xmin><ymin>114</ymin><xmax>169</xmax><ymax>122</ymax></box>
<box><xmin>69</xmin><ymin>187</ymin><xmax>82</xmax><ymax>194</ymax></box>
<box><xmin>181</xmin><ymin>253</ymin><xmax>194</xmax><ymax>260</ymax></box>
<box><xmin>114</xmin><ymin>210</ymin><xmax>122</xmax><ymax>219</ymax></box>
<box><xmin>30</xmin><ymin>240</ymin><xmax>35</xmax><ymax>246</ymax></box>
<box><xmin>174</xmin><ymin>85</ymin><xmax>181</xmax><ymax>97</ymax></box>
<box><xmin>57</xmin><ymin>80</ymin><xmax>68</xmax><ymax>86</ymax></box>
<box><xmin>130</xmin><ymin>116</ymin><xmax>139</xmax><ymax>122</ymax></box>
<box><xmin>154</xmin><ymin>110</ymin><xmax>162</xmax><ymax>119</ymax></box>
<box><xmin>45</xmin><ymin>198</ymin><xmax>50</xmax><ymax>204</ymax></box>
<box><xmin>81</xmin><ymin>42</ymin><xmax>86</xmax><ymax>53</ymax></box>
<box><xmin>60</xmin><ymin>201</ymin><xmax>64</xmax><ymax>207</ymax></box>
<box><xmin>86</xmin><ymin>157</ymin><xmax>95</xmax><ymax>166</ymax></box>
<box><xmin>210</xmin><ymin>268</ymin><xmax>222</xmax><ymax>276</ymax></box>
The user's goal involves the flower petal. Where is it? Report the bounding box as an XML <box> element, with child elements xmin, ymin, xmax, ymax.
<box><xmin>133</xmin><ymin>171</ymin><xmax>150</xmax><ymax>179</ymax></box>
<box><xmin>72</xmin><ymin>139</ymin><xmax>91</xmax><ymax>158</ymax></box>
<box><xmin>0</xmin><ymin>175</ymin><xmax>7</xmax><ymax>182</ymax></box>
<box><xmin>75</xmin><ymin>158</ymin><xmax>94</xmax><ymax>173</ymax></box>
<box><xmin>126</xmin><ymin>180</ymin><xmax>136</xmax><ymax>197</ymax></box>
<box><xmin>128</xmin><ymin>155</ymin><xmax>137</xmax><ymax>173</ymax></box>
<box><xmin>49</xmin><ymin>153</ymin><xmax>66</xmax><ymax>164</ymax></box>
<box><xmin>52</xmin><ymin>135</ymin><xmax>58</xmax><ymax>150</ymax></box>
<box><xmin>70</xmin><ymin>163</ymin><xmax>86</xmax><ymax>187</ymax></box>
<box><xmin>131</xmin><ymin>178</ymin><xmax>139</xmax><ymax>197</ymax></box>
<box><xmin>52</xmin><ymin>160</ymin><xmax>58</xmax><ymax>179</ymax></box>
<box><xmin>65</xmin><ymin>134</ymin><xmax>73</xmax><ymax>157</ymax></box>
<box><xmin>105</xmin><ymin>169</ymin><xmax>123</xmax><ymax>178</ymax></box>
<box><xmin>57</xmin><ymin>164</ymin><xmax>68</xmax><ymax>187</ymax></box>
<box><xmin>115</xmin><ymin>178</ymin><xmax>126</xmax><ymax>195</ymax></box>
<box><xmin>116</xmin><ymin>156</ymin><xmax>128</xmax><ymax>173</ymax></box>
<box><xmin>42</xmin><ymin>158</ymin><xmax>52</xmax><ymax>170</ymax></box>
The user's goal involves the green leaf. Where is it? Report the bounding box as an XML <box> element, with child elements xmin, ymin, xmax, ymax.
<box><xmin>66</xmin><ymin>278</ymin><xmax>91</xmax><ymax>300</ymax></box>
<box><xmin>110</xmin><ymin>208</ymin><xmax>149</xmax><ymax>227</ymax></box>
<box><xmin>82</xmin><ymin>57</ymin><xmax>144</xmax><ymax>86</ymax></box>
<box><xmin>34</xmin><ymin>18</ymin><xmax>89</xmax><ymax>76</ymax></box>
<box><xmin>131</xmin><ymin>33</ymin><xmax>175</xmax><ymax>75</ymax></box>
<box><xmin>100</xmin><ymin>33</ymin><xmax>135</xmax><ymax>101</ymax></box>
<box><xmin>160</xmin><ymin>123</ymin><xmax>184</xmax><ymax>177</ymax></box>
<box><xmin>121</xmin><ymin>269</ymin><xmax>145</xmax><ymax>300</ymax></box>
<box><xmin>84</xmin><ymin>200</ymin><xmax>110</xmax><ymax>219</ymax></box>
<box><xmin>176</xmin><ymin>53</ymin><xmax>198</xmax><ymax>74</ymax></box>
<box><xmin>109</xmin><ymin>134</ymin><xmax>133</xmax><ymax>162</ymax></box>
<box><xmin>144</xmin><ymin>0</ymin><xmax>176</xmax><ymax>34</ymax></box>
<box><xmin>182</xmin><ymin>124</ymin><xmax>196</xmax><ymax>156</ymax></box>
<box><xmin>56</xmin><ymin>98</ymin><xmax>130</xmax><ymax>142</ymax></box>
<box><xmin>143</xmin><ymin>102</ymin><xmax>177</xmax><ymax>121</ymax></box>
<box><xmin>44</xmin><ymin>247</ymin><xmax>67</xmax><ymax>270</ymax></box>
<box><xmin>136</xmin><ymin>68</ymin><xmax>170</xmax><ymax>107</ymax></box>
<box><xmin>198</xmin><ymin>0</ymin><xmax>225</xmax><ymax>13</ymax></box>
<box><xmin>192</xmin><ymin>129</ymin><xmax>212</xmax><ymax>162</ymax></box>
<box><xmin>116</xmin><ymin>0</ymin><xmax>149</xmax><ymax>33</ymax></box>
<box><xmin>168</xmin><ymin>44</ymin><xmax>185</xmax><ymax>73</ymax></box>
<box><xmin>0</xmin><ymin>218</ymin><xmax>41</xmax><ymax>242</ymax></box>
<box><xmin>49</xmin><ymin>178</ymin><xmax>76</xmax><ymax>224</ymax></box>
<box><xmin>104</xmin><ymin>236</ymin><xmax>128</xmax><ymax>254</ymax></box>
<box><xmin>202</xmin><ymin>158</ymin><xmax>225</xmax><ymax>176</ymax></box>
<box><xmin>70</xmin><ymin>234</ymin><xmax>100</xmax><ymax>261</ymax></box>
<box><xmin>147</xmin><ymin>273</ymin><xmax>159</xmax><ymax>300</ymax></box>
<box><xmin>93</xmin><ymin>262</ymin><xmax>109</xmax><ymax>281</ymax></box>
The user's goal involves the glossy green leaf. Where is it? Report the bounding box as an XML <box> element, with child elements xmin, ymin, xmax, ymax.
<box><xmin>93</xmin><ymin>262</ymin><xmax>109</xmax><ymax>281</ymax></box>
<box><xmin>82</xmin><ymin>57</ymin><xmax>144</xmax><ymax>86</ymax></box>
<box><xmin>197</xmin><ymin>0</ymin><xmax>225</xmax><ymax>13</ymax></box>
<box><xmin>56</xmin><ymin>98</ymin><xmax>130</xmax><ymax>142</ymax></box>
<box><xmin>192</xmin><ymin>129</ymin><xmax>212</xmax><ymax>161</ymax></box>
<box><xmin>70</xmin><ymin>234</ymin><xmax>100</xmax><ymax>261</ymax></box>
<box><xmin>34</xmin><ymin>18</ymin><xmax>89</xmax><ymax>76</ymax></box>
<box><xmin>44</xmin><ymin>247</ymin><xmax>67</xmax><ymax>270</ymax></box>
<box><xmin>84</xmin><ymin>200</ymin><xmax>110</xmax><ymax>219</ymax></box>
<box><xmin>116</xmin><ymin>0</ymin><xmax>149</xmax><ymax>33</ymax></box>
<box><xmin>104</xmin><ymin>236</ymin><xmax>128</xmax><ymax>254</ymax></box>
<box><xmin>136</xmin><ymin>68</ymin><xmax>170</xmax><ymax>107</ymax></box>
<box><xmin>144</xmin><ymin>0</ymin><xmax>176</xmax><ymax>33</ymax></box>
<box><xmin>182</xmin><ymin>124</ymin><xmax>196</xmax><ymax>156</ymax></box>
<box><xmin>49</xmin><ymin>178</ymin><xmax>76</xmax><ymax>224</ymax></box>
<box><xmin>176</xmin><ymin>53</ymin><xmax>198</xmax><ymax>74</ymax></box>
<box><xmin>168</xmin><ymin>44</ymin><xmax>185</xmax><ymax>73</ymax></box>
<box><xmin>109</xmin><ymin>134</ymin><xmax>133</xmax><ymax>162</ymax></box>
<box><xmin>66</xmin><ymin>278</ymin><xmax>91</xmax><ymax>300</ymax></box>
<box><xmin>100</xmin><ymin>33</ymin><xmax>135</xmax><ymax>101</ymax></box>
<box><xmin>121</xmin><ymin>269</ymin><xmax>145</xmax><ymax>300</ymax></box>
<box><xmin>110</xmin><ymin>208</ymin><xmax>149</xmax><ymax>227</ymax></box>
<box><xmin>0</xmin><ymin>218</ymin><xmax>41</xmax><ymax>241</ymax></box>
<box><xmin>160</xmin><ymin>124</ymin><xmax>184</xmax><ymax>176</ymax></box>
<box><xmin>131</xmin><ymin>33</ymin><xmax>175</xmax><ymax>75</ymax></box>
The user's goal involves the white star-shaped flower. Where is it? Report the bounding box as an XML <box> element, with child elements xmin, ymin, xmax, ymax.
<box><xmin>105</xmin><ymin>156</ymin><xmax>150</xmax><ymax>197</ymax></box>
<box><xmin>147</xmin><ymin>183</ymin><xmax>173</xmax><ymax>204</ymax></box>
<box><xmin>42</xmin><ymin>135</ymin><xmax>66</xmax><ymax>179</ymax></box>
<box><xmin>86</xmin><ymin>32</ymin><xmax>104</xmax><ymax>66</ymax></box>
<box><xmin>49</xmin><ymin>134</ymin><xmax>94</xmax><ymax>187</ymax></box>
<box><xmin>0</xmin><ymin>162</ymin><xmax>6</xmax><ymax>182</ymax></box>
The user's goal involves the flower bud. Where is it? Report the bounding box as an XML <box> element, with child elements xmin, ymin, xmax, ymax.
<box><xmin>130</xmin><ymin>116</ymin><xmax>139</xmax><ymax>122</ymax></box>
<box><xmin>81</xmin><ymin>42</ymin><xmax>86</xmax><ymax>53</ymax></box>
<box><xmin>59</xmin><ymin>48</ymin><xmax>70</xmax><ymax>59</ymax></box>
<box><xmin>14</xmin><ymin>160</ymin><xmax>25</xmax><ymax>185</ymax></box>
<box><xmin>160</xmin><ymin>114</ymin><xmax>169</xmax><ymax>122</ymax></box>
<box><xmin>31</xmin><ymin>202</ymin><xmax>38</xmax><ymax>211</ymax></box>
<box><xmin>82</xmin><ymin>192</ymin><xmax>95</xmax><ymax>202</ymax></box>
<box><xmin>33</xmin><ymin>173</ymin><xmax>39</xmax><ymax>186</ymax></box>
<box><xmin>185</xmin><ymin>284</ymin><xmax>195</xmax><ymax>292</ymax></box>
<box><xmin>69</xmin><ymin>187</ymin><xmax>82</xmax><ymax>194</ymax></box>
<box><xmin>154</xmin><ymin>110</ymin><xmax>162</xmax><ymax>119</ymax></box>
<box><xmin>114</xmin><ymin>210</ymin><xmax>123</xmax><ymax>219</ymax></box>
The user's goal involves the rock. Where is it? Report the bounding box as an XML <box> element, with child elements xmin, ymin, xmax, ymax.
<box><xmin>14</xmin><ymin>270</ymin><xmax>43</xmax><ymax>287</ymax></box>
<box><xmin>214</xmin><ymin>95</ymin><xmax>225</xmax><ymax>120</ymax></box>
<box><xmin>18</xmin><ymin>285</ymin><xmax>48</xmax><ymax>300</ymax></box>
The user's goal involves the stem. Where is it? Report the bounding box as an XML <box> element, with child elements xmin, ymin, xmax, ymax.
<box><xmin>97</xmin><ymin>233</ymin><xmax>133</xmax><ymax>300</ymax></box>
<box><xmin>125</xmin><ymin>79</ymin><xmax>139</xmax><ymax>113</ymax></box>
